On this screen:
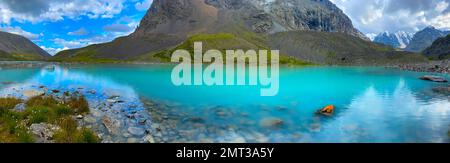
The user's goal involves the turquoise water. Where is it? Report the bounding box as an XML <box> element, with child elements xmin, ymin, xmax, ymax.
<box><xmin>0</xmin><ymin>64</ymin><xmax>449</xmax><ymax>143</ymax></box>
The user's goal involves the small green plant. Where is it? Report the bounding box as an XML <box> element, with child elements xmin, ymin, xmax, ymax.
<box><xmin>24</xmin><ymin>106</ymin><xmax>53</xmax><ymax>124</ymax></box>
<box><xmin>0</xmin><ymin>98</ymin><xmax>34</xmax><ymax>143</ymax></box>
<box><xmin>26</xmin><ymin>96</ymin><xmax>59</xmax><ymax>108</ymax></box>
<box><xmin>76</xmin><ymin>128</ymin><xmax>100</xmax><ymax>143</ymax></box>
<box><xmin>66</xmin><ymin>95</ymin><xmax>90</xmax><ymax>114</ymax></box>
<box><xmin>54</xmin><ymin>106</ymin><xmax>74</xmax><ymax>117</ymax></box>
<box><xmin>0</xmin><ymin>121</ymin><xmax>34</xmax><ymax>143</ymax></box>
<box><xmin>53</xmin><ymin>118</ymin><xmax>99</xmax><ymax>143</ymax></box>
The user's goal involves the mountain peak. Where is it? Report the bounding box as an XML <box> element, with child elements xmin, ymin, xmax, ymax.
<box><xmin>424</xmin><ymin>25</ymin><xmax>437</xmax><ymax>30</ymax></box>
<box><xmin>133</xmin><ymin>0</ymin><xmax>367</xmax><ymax>39</ymax></box>
<box><xmin>0</xmin><ymin>31</ymin><xmax>50</xmax><ymax>60</ymax></box>
<box><xmin>406</xmin><ymin>26</ymin><xmax>449</xmax><ymax>52</ymax></box>
<box><xmin>373</xmin><ymin>31</ymin><xmax>413</xmax><ymax>49</ymax></box>
<box><xmin>423</xmin><ymin>34</ymin><xmax>450</xmax><ymax>59</ymax></box>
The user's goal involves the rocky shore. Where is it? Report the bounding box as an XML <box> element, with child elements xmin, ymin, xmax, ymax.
<box><xmin>389</xmin><ymin>59</ymin><xmax>450</xmax><ymax>74</ymax></box>
<box><xmin>0</xmin><ymin>82</ymin><xmax>155</xmax><ymax>143</ymax></box>
<box><xmin>0</xmin><ymin>61</ymin><xmax>55</xmax><ymax>69</ymax></box>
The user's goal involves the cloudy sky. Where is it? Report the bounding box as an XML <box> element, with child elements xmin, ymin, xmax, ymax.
<box><xmin>0</xmin><ymin>0</ymin><xmax>449</xmax><ymax>55</ymax></box>
<box><xmin>330</xmin><ymin>0</ymin><xmax>450</xmax><ymax>35</ymax></box>
<box><xmin>0</xmin><ymin>0</ymin><xmax>153</xmax><ymax>55</ymax></box>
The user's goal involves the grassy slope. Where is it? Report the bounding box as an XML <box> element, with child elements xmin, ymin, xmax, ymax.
<box><xmin>135</xmin><ymin>32</ymin><xmax>312</xmax><ymax>65</ymax></box>
<box><xmin>0</xmin><ymin>49</ymin><xmax>48</xmax><ymax>61</ymax></box>
<box><xmin>0</xmin><ymin>31</ymin><xmax>51</xmax><ymax>61</ymax></box>
<box><xmin>423</xmin><ymin>35</ymin><xmax>450</xmax><ymax>60</ymax></box>
<box><xmin>269</xmin><ymin>31</ymin><xmax>428</xmax><ymax>65</ymax></box>
<box><xmin>52</xmin><ymin>29</ymin><xmax>427</xmax><ymax>65</ymax></box>
<box><xmin>53</xmin><ymin>31</ymin><xmax>312</xmax><ymax>65</ymax></box>
<box><xmin>51</xmin><ymin>44</ymin><xmax>119</xmax><ymax>63</ymax></box>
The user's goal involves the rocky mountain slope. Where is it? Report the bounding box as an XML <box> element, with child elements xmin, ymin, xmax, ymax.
<box><xmin>269</xmin><ymin>31</ymin><xmax>426</xmax><ymax>65</ymax></box>
<box><xmin>373</xmin><ymin>31</ymin><xmax>413</xmax><ymax>49</ymax></box>
<box><xmin>0</xmin><ymin>31</ymin><xmax>51</xmax><ymax>60</ymax></box>
<box><xmin>54</xmin><ymin>0</ymin><xmax>424</xmax><ymax>65</ymax></box>
<box><xmin>133</xmin><ymin>0</ymin><xmax>367</xmax><ymax>38</ymax></box>
<box><xmin>423</xmin><ymin>35</ymin><xmax>450</xmax><ymax>59</ymax></box>
<box><xmin>405</xmin><ymin>26</ymin><xmax>450</xmax><ymax>53</ymax></box>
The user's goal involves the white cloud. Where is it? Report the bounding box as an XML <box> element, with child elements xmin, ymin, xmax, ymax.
<box><xmin>52</xmin><ymin>33</ymin><xmax>122</xmax><ymax>51</ymax></box>
<box><xmin>430</xmin><ymin>12</ymin><xmax>450</xmax><ymax>30</ymax></box>
<box><xmin>330</xmin><ymin>0</ymin><xmax>450</xmax><ymax>34</ymax></box>
<box><xmin>68</xmin><ymin>27</ymin><xmax>89</xmax><ymax>36</ymax></box>
<box><xmin>135</xmin><ymin>0</ymin><xmax>152</xmax><ymax>11</ymax></box>
<box><xmin>0</xmin><ymin>25</ymin><xmax>40</xmax><ymax>40</ymax></box>
<box><xmin>103</xmin><ymin>16</ymin><xmax>139</xmax><ymax>35</ymax></box>
<box><xmin>0</xmin><ymin>0</ymin><xmax>127</xmax><ymax>24</ymax></box>
<box><xmin>53</xmin><ymin>38</ymin><xmax>86</xmax><ymax>49</ymax></box>
<box><xmin>436</xmin><ymin>1</ymin><xmax>449</xmax><ymax>12</ymax></box>
<box><xmin>40</xmin><ymin>46</ymin><xmax>68</xmax><ymax>55</ymax></box>
<box><xmin>365</xmin><ymin>33</ymin><xmax>377</xmax><ymax>41</ymax></box>
<box><xmin>103</xmin><ymin>24</ymin><xmax>133</xmax><ymax>33</ymax></box>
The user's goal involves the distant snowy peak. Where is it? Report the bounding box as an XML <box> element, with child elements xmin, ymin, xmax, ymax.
<box><xmin>405</xmin><ymin>26</ymin><xmax>450</xmax><ymax>52</ymax></box>
<box><xmin>366</xmin><ymin>33</ymin><xmax>377</xmax><ymax>41</ymax></box>
<box><xmin>373</xmin><ymin>31</ymin><xmax>414</xmax><ymax>49</ymax></box>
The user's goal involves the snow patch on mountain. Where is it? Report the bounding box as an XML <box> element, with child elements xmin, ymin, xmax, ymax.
<box><xmin>373</xmin><ymin>31</ymin><xmax>413</xmax><ymax>49</ymax></box>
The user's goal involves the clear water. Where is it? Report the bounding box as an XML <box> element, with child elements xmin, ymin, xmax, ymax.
<box><xmin>1</xmin><ymin>64</ymin><xmax>449</xmax><ymax>143</ymax></box>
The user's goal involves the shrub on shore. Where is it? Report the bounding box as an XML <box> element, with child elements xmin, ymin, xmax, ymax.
<box><xmin>53</xmin><ymin>118</ymin><xmax>99</xmax><ymax>143</ymax></box>
<box><xmin>66</xmin><ymin>95</ymin><xmax>90</xmax><ymax>114</ymax></box>
<box><xmin>0</xmin><ymin>94</ymin><xmax>99</xmax><ymax>143</ymax></box>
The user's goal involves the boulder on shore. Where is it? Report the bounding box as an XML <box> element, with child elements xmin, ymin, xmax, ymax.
<box><xmin>29</xmin><ymin>123</ymin><xmax>60</xmax><ymax>143</ymax></box>
<box><xmin>23</xmin><ymin>90</ymin><xmax>45</xmax><ymax>98</ymax></box>
<box><xmin>420</xmin><ymin>75</ymin><xmax>448</xmax><ymax>83</ymax></box>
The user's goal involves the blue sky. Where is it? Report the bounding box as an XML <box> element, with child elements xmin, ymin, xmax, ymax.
<box><xmin>0</xmin><ymin>0</ymin><xmax>153</xmax><ymax>55</ymax></box>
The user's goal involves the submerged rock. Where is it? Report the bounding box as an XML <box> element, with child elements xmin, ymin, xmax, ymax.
<box><xmin>138</xmin><ymin>118</ymin><xmax>147</xmax><ymax>125</ymax></box>
<box><xmin>215</xmin><ymin>109</ymin><xmax>231</xmax><ymax>117</ymax></box>
<box><xmin>127</xmin><ymin>127</ymin><xmax>145</xmax><ymax>136</ymax></box>
<box><xmin>276</xmin><ymin>106</ymin><xmax>288</xmax><ymax>111</ymax></box>
<box><xmin>251</xmin><ymin>132</ymin><xmax>269</xmax><ymax>143</ymax></box>
<box><xmin>183</xmin><ymin>117</ymin><xmax>205</xmax><ymax>124</ymax></box>
<box><xmin>1</xmin><ymin>81</ymin><xmax>16</xmax><ymax>85</ymax></box>
<box><xmin>107</xmin><ymin>99</ymin><xmax>118</xmax><ymax>103</ymax></box>
<box><xmin>23</xmin><ymin>90</ymin><xmax>45</xmax><ymax>98</ymax></box>
<box><xmin>420</xmin><ymin>75</ymin><xmax>448</xmax><ymax>83</ymax></box>
<box><xmin>87</xmin><ymin>90</ymin><xmax>96</xmax><ymax>94</ymax></box>
<box><xmin>309</xmin><ymin>123</ymin><xmax>322</xmax><ymax>132</ymax></box>
<box><xmin>432</xmin><ymin>86</ymin><xmax>450</xmax><ymax>95</ymax></box>
<box><xmin>127</xmin><ymin>138</ymin><xmax>139</xmax><ymax>143</ymax></box>
<box><xmin>144</xmin><ymin>135</ymin><xmax>155</xmax><ymax>143</ymax></box>
<box><xmin>315</xmin><ymin>105</ymin><xmax>335</xmax><ymax>116</ymax></box>
<box><xmin>101</xmin><ymin>116</ymin><xmax>121</xmax><ymax>135</ymax></box>
<box><xmin>259</xmin><ymin>118</ymin><xmax>284</xmax><ymax>128</ymax></box>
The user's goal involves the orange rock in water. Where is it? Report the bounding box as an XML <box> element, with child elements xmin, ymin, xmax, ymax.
<box><xmin>322</xmin><ymin>105</ymin><xmax>335</xmax><ymax>113</ymax></box>
<box><xmin>316</xmin><ymin>105</ymin><xmax>335</xmax><ymax>116</ymax></box>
